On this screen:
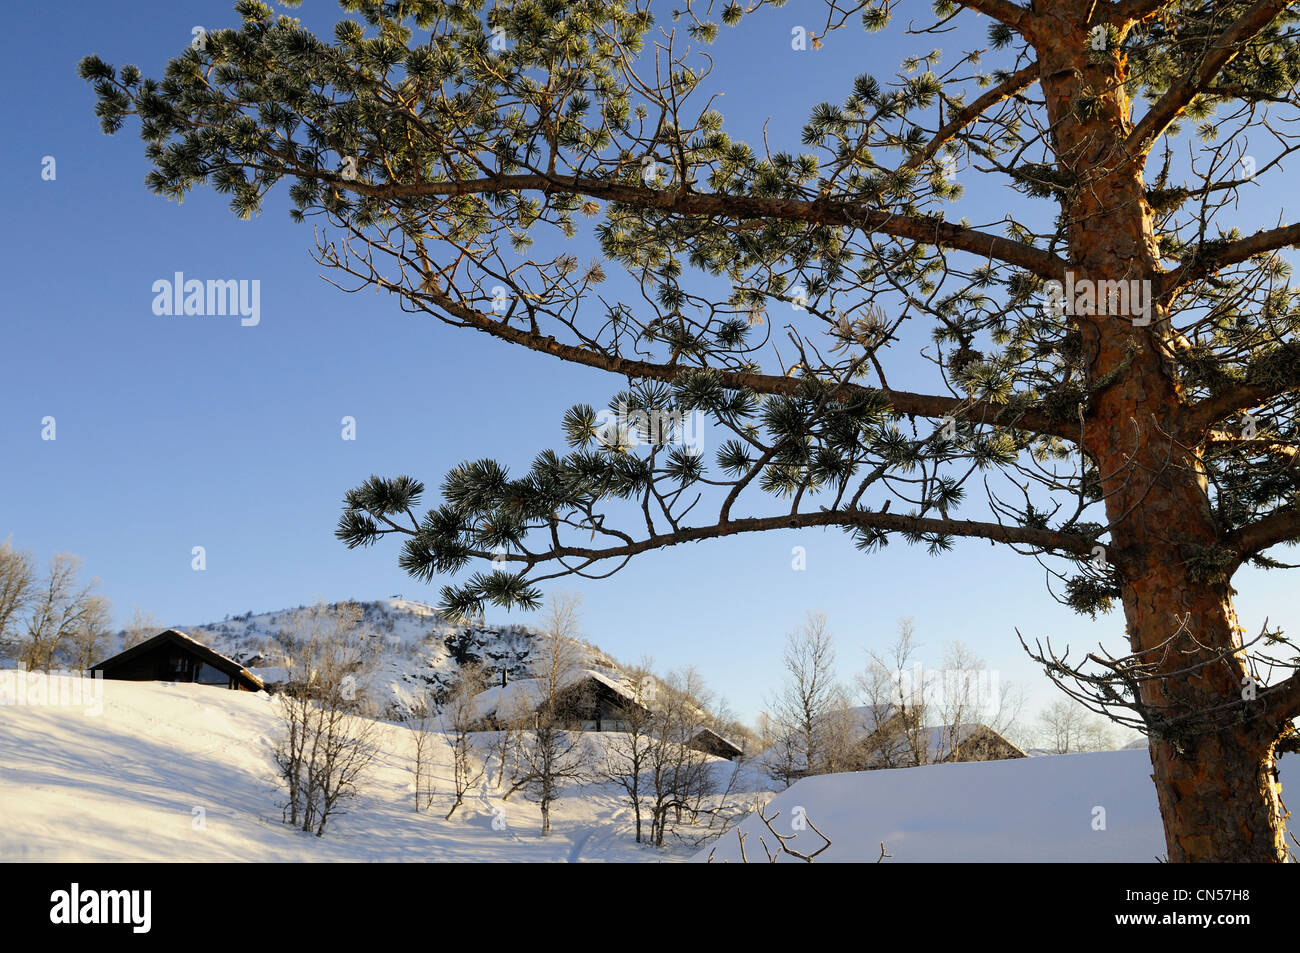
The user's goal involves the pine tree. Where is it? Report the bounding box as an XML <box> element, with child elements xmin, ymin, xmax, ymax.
<box><xmin>83</xmin><ymin>0</ymin><xmax>1300</xmax><ymax>861</ymax></box>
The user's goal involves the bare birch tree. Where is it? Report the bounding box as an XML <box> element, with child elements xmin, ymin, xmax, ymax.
<box><xmin>0</xmin><ymin>539</ymin><xmax>36</xmax><ymax>660</ymax></box>
<box><xmin>601</xmin><ymin>660</ymin><xmax>657</xmax><ymax>843</ymax></box>
<box><xmin>65</xmin><ymin>595</ymin><xmax>112</xmax><ymax>670</ymax></box>
<box><xmin>442</xmin><ymin>661</ymin><xmax>486</xmax><ymax>819</ymax></box>
<box><xmin>858</xmin><ymin>618</ymin><xmax>929</xmax><ymax>767</ymax></box>
<box><xmin>765</xmin><ymin>612</ymin><xmax>841</xmax><ymax>778</ymax></box>
<box><xmin>407</xmin><ymin>690</ymin><xmax>438</xmax><ymax>812</ymax></box>
<box><xmin>19</xmin><ymin>554</ymin><xmax>109</xmax><ymax>672</ymax></box>
<box><xmin>272</xmin><ymin>600</ymin><xmax>380</xmax><ymax>836</ymax></box>
<box><xmin>506</xmin><ymin>592</ymin><xmax>589</xmax><ymax>835</ymax></box>
<box><xmin>644</xmin><ymin>671</ymin><xmax>714</xmax><ymax>847</ymax></box>
<box><xmin>121</xmin><ymin>607</ymin><xmax>163</xmax><ymax>649</ymax></box>
<box><xmin>1039</xmin><ymin>699</ymin><xmax>1118</xmax><ymax>754</ymax></box>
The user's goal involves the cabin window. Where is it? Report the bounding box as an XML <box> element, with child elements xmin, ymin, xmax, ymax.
<box><xmin>194</xmin><ymin>662</ymin><xmax>228</xmax><ymax>686</ymax></box>
<box><xmin>167</xmin><ymin>654</ymin><xmax>194</xmax><ymax>680</ymax></box>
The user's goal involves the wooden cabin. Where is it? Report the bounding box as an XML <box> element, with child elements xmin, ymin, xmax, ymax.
<box><xmin>555</xmin><ymin>674</ymin><xmax>650</xmax><ymax>732</ymax></box>
<box><xmin>472</xmin><ymin>670</ymin><xmax>650</xmax><ymax>731</ymax></box>
<box><xmin>91</xmin><ymin>629</ymin><xmax>264</xmax><ymax>692</ymax></box>
<box><xmin>687</xmin><ymin>726</ymin><xmax>745</xmax><ymax>761</ymax></box>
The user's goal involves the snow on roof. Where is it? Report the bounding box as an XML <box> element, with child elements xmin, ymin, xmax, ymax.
<box><xmin>690</xmin><ymin>726</ymin><xmax>744</xmax><ymax>753</ymax></box>
<box><xmin>471</xmin><ymin>667</ymin><xmax>646</xmax><ymax>722</ymax></box>
<box><xmin>838</xmin><ymin>704</ymin><xmax>901</xmax><ymax>743</ymax></box>
<box><xmin>471</xmin><ymin>677</ymin><xmax>547</xmax><ymax>722</ymax></box>
<box><xmin>584</xmin><ymin>668</ymin><xmax>644</xmax><ymax>702</ymax></box>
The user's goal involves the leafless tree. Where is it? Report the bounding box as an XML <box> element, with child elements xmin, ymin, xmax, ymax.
<box><xmin>121</xmin><ymin>607</ymin><xmax>163</xmax><ymax>649</ymax></box>
<box><xmin>406</xmin><ymin>690</ymin><xmax>438</xmax><ymax>812</ymax></box>
<box><xmin>645</xmin><ymin>669</ymin><xmax>714</xmax><ymax>847</ymax></box>
<box><xmin>707</xmin><ymin>806</ymin><xmax>837</xmax><ymax>864</ymax></box>
<box><xmin>1039</xmin><ymin>698</ymin><xmax>1118</xmax><ymax>754</ymax></box>
<box><xmin>857</xmin><ymin>618</ymin><xmax>938</xmax><ymax>767</ymax></box>
<box><xmin>931</xmin><ymin>641</ymin><xmax>1025</xmax><ymax>762</ymax></box>
<box><xmin>857</xmin><ymin>621</ymin><xmax>1025</xmax><ymax>767</ymax></box>
<box><xmin>65</xmin><ymin>595</ymin><xmax>113</xmax><ymax>670</ymax></box>
<box><xmin>272</xmin><ymin>600</ymin><xmax>380</xmax><ymax>836</ymax></box>
<box><xmin>532</xmin><ymin>591</ymin><xmax>585</xmax><ymax>700</ymax></box>
<box><xmin>857</xmin><ymin>658</ymin><xmax>909</xmax><ymax>769</ymax></box>
<box><xmin>764</xmin><ymin>612</ymin><xmax>842</xmax><ymax>779</ymax></box>
<box><xmin>696</xmin><ymin>697</ymin><xmax>756</xmax><ymax>833</ymax></box>
<box><xmin>18</xmin><ymin>554</ymin><xmax>109</xmax><ymax>672</ymax></box>
<box><xmin>756</xmin><ymin>710</ymin><xmax>802</xmax><ymax>788</ymax></box>
<box><xmin>490</xmin><ymin>696</ymin><xmax>527</xmax><ymax>792</ymax></box>
<box><xmin>710</xmin><ymin>697</ymin><xmax>756</xmax><ymax>760</ymax></box>
<box><xmin>818</xmin><ymin>686</ymin><xmax>861</xmax><ymax>774</ymax></box>
<box><xmin>441</xmin><ymin>661</ymin><xmax>486</xmax><ymax>819</ymax></box>
<box><xmin>601</xmin><ymin>659</ymin><xmax>657</xmax><ymax>843</ymax></box>
<box><xmin>0</xmin><ymin>538</ymin><xmax>36</xmax><ymax>660</ymax></box>
<box><xmin>669</xmin><ymin>667</ymin><xmax>719</xmax><ymax>825</ymax></box>
<box><xmin>505</xmin><ymin>592</ymin><xmax>589</xmax><ymax>835</ymax></box>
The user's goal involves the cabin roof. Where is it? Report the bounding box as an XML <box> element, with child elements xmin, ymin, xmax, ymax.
<box><xmin>91</xmin><ymin>629</ymin><xmax>265</xmax><ymax>691</ymax></box>
<box><xmin>473</xmin><ymin>668</ymin><xmax>648</xmax><ymax>722</ymax></box>
<box><xmin>689</xmin><ymin>726</ymin><xmax>744</xmax><ymax>756</ymax></box>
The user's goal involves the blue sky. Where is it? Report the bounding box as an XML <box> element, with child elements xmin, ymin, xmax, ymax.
<box><xmin>2</xmin><ymin>0</ymin><xmax>1295</xmax><ymax>728</ymax></box>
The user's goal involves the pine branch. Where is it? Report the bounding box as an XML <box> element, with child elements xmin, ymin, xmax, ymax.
<box><xmin>1227</xmin><ymin>507</ymin><xmax>1300</xmax><ymax>564</ymax></box>
<box><xmin>1126</xmin><ymin>0</ymin><xmax>1296</xmax><ymax>155</ymax></box>
<box><xmin>406</xmin><ymin>507</ymin><xmax>1097</xmax><ymax>565</ymax></box>
<box><xmin>1108</xmin><ymin>0</ymin><xmax>1175</xmax><ymax>24</ymax></box>
<box><xmin>1161</xmin><ymin>222</ymin><xmax>1300</xmax><ymax>297</ymax></box>
<box><xmin>1204</xmin><ymin>432</ymin><xmax>1298</xmax><ymax>462</ymax></box>
<box><xmin>1183</xmin><ymin>344</ymin><xmax>1300</xmax><ymax>437</ymax></box>
<box><xmin>326</xmin><ymin>172</ymin><xmax>1066</xmax><ymax>279</ymax></box>
<box><xmin>898</xmin><ymin>63</ymin><xmax>1041</xmax><ymax>173</ymax></box>
<box><xmin>956</xmin><ymin>1</ymin><xmax>1032</xmax><ymax>29</ymax></box>
<box><xmin>410</xmin><ymin>283</ymin><xmax>1078</xmax><ymax>439</ymax></box>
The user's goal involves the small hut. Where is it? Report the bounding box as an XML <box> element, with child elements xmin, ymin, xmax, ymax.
<box><xmin>687</xmin><ymin>727</ymin><xmax>745</xmax><ymax>761</ymax></box>
<box><xmin>91</xmin><ymin>629</ymin><xmax>264</xmax><ymax>692</ymax></box>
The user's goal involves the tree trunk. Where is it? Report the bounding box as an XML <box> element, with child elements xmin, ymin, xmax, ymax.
<box><xmin>1149</xmin><ymin>728</ymin><xmax>1285</xmax><ymax>861</ymax></box>
<box><xmin>1030</xmin><ymin>11</ymin><xmax>1289</xmax><ymax>861</ymax></box>
<box><xmin>1121</xmin><ymin>522</ymin><xmax>1286</xmax><ymax>860</ymax></box>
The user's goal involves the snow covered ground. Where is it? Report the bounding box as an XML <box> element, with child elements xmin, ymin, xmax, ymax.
<box><xmin>0</xmin><ymin>675</ymin><xmax>754</xmax><ymax>862</ymax></box>
<box><xmin>697</xmin><ymin>748</ymin><xmax>1300</xmax><ymax>862</ymax></box>
<box><xmin>4</xmin><ymin>673</ymin><xmax>1286</xmax><ymax>863</ymax></box>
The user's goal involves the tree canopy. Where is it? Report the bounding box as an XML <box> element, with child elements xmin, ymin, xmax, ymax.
<box><xmin>84</xmin><ymin>0</ymin><xmax>1300</xmax><ymax>861</ymax></box>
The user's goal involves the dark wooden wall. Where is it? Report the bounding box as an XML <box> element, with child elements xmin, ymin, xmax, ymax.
<box><xmin>99</xmin><ymin>642</ymin><xmax>251</xmax><ymax>690</ymax></box>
